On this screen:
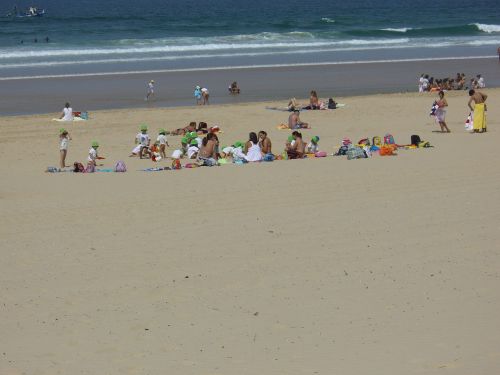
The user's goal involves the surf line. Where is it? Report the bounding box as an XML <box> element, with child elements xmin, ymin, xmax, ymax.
<box><xmin>0</xmin><ymin>55</ymin><xmax>496</xmax><ymax>81</ymax></box>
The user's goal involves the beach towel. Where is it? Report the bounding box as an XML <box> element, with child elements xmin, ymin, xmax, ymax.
<box><xmin>473</xmin><ymin>104</ymin><xmax>486</xmax><ymax>131</ymax></box>
<box><xmin>277</xmin><ymin>123</ymin><xmax>289</xmax><ymax>130</ymax></box>
<box><xmin>52</xmin><ymin>117</ymin><xmax>86</xmax><ymax>122</ymax></box>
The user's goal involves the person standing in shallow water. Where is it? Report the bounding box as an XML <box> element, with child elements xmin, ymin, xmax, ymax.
<box><xmin>435</xmin><ymin>91</ymin><xmax>450</xmax><ymax>133</ymax></box>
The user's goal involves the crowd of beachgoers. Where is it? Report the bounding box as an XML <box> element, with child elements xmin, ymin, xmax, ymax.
<box><xmin>419</xmin><ymin>73</ymin><xmax>486</xmax><ymax>92</ymax></box>
<box><xmin>49</xmin><ymin>79</ymin><xmax>490</xmax><ymax>173</ymax></box>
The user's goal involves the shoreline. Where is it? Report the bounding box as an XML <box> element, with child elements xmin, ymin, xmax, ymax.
<box><xmin>1</xmin><ymin>56</ymin><xmax>499</xmax><ymax>117</ymax></box>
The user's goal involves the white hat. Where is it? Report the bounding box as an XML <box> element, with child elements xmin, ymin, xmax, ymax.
<box><xmin>150</xmin><ymin>80</ymin><xmax>155</xmax><ymax>83</ymax></box>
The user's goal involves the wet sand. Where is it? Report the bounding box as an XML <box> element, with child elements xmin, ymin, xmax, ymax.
<box><xmin>0</xmin><ymin>56</ymin><xmax>498</xmax><ymax>116</ymax></box>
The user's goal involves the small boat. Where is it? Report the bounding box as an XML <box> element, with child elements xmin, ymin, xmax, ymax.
<box><xmin>6</xmin><ymin>5</ymin><xmax>45</xmax><ymax>18</ymax></box>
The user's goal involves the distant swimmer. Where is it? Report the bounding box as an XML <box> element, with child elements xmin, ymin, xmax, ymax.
<box><xmin>34</xmin><ymin>38</ymin><xmax>38</xmax><ymax>43</ymax></box>
<box><xmin>45</xmin><ymin>36</ymin><xmax>49</xmax><ymax>43</ymax></box>
<box><xmin>145</xmin><ymin>80</ymin><xmax>155</xmax><ymax>101</ymax></box>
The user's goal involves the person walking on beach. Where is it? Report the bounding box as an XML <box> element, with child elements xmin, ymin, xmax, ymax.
<box><xmin>435</xmin><ymin>91</ymin><xmax>450</xmax><ymax>133</ymax></box>
<box><xmin>145</xmin><ymin>80</ymin><xmax>155</xmax><ymax>101</ymax></box>
<box><xmin>497</xmin><ymin>46</ymin><xmax>500</xmax><ymax>62</ymax></box>
<box><xmin>468</xmin><ymin>90</ymin><xmax>488</xmax><ymax>133</ymax></box>
<box><xmin>201</xmin><ymin>87</ymin><xmax>209</xmax><ymax>105</ymax></box>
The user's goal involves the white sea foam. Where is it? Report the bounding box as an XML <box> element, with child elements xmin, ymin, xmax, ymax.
<box><xmin>472</xmin><ymin>23</ymin><xmax>500</xmax><ymax>33</ymax></box>
<box><xmin>321</xmin><ymin>17</ymin><xmax>335</xmax><ymax>23</ymax></box>
<box><xmin>381</xmin><ymin>28</ymin><xmax>413</xmax><ymax>33</ymax></box>
<box><xmin>0</xmin><ymin>38</ymin><xmax>409</xmax><ymax>60</ymax></box>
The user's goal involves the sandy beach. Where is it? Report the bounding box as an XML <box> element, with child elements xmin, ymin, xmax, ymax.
<box><xmin>1</xmin><ymin>89</ymin><xmax>500</xmax><ymax>375</ymax></box>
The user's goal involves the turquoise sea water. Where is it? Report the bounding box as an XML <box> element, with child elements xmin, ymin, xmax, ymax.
<box><xmin>0</xmin><ymin>0</ymin><xmax>499</xmax><ymax>78</ymax></box>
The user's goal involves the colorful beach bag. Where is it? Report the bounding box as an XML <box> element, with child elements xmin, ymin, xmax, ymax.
<box><xmin>73</xmin><ymin>162</ymin><xmax>85</xmax><ymax>173</ymax></box>
<box><xmin>411</xmin><ymin>135</ymin><xmax>421</xmax><ymax>146</ymax></box>
<box><xmin>383</xmin><ymin>133</ymin><xmax>395</xmax><ymax>145</ymax></box>
<box><xmin>114</xmin><ymin>161</ymin><xmax>127</xmax><ymax>172</ymax></box>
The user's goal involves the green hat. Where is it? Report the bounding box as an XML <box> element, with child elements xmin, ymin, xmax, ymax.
<box><xmin>233</xmin><ymin>141</ymin><xmax>243</xmax><ymax>148</ymax></box>
<box><xmin>189</xmin><ymin>131</ymin><xmax>197</xmax><ymax>139</ymax></box>
<box><xmin>181</xmin><ymin>137</ymin><xmax>188</xmax><ymax>144</ymax></box>
<box><xmin>287</xmin><ymin>135</ymin><xmax>294</xmax><ymax>142</ymax></box>
<box><xmin>312</xmin><ymin>136</ymin><xmax>320</xmax><ymax>143</ymax></box>
<box><xmin>59</xmin><ymin>128</ymin><xmax>67</xmax><ymax>134</ymax></box>
<box><xmin>190</xmin><ymin>139</ymin><xmax>198</xmax><ymax>146</ymax></box>
<box><xmin>91</xmin><ymin>141</ymin><xmax>99</xmax><ymax>148</ymax></box>
<box><xmin>159</xmin><ymin>128</ymin><xmax>166</xmax><ymax>134</ymax></box>
<box><xmin>140</xmin><ymin>124</ymin><xmax>148</xmax><ymax>131</ymax></box>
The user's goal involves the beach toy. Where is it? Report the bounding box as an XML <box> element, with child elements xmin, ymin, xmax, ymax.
<box><xmin>217</xmin><ymin>158</ymin><xmax>228</xmax><ymax>165</ymax></box>
<box><xmin>91</xmin><ymin>141</ymin><xmax>99</xmax><ymax>148</ymax></box>
<box><xmin>140</xmin><ymin>124</ymin><xmax>148</xmax><ymax>131</ymax></box>
<box><xmin>312</xmin><ymin>136</ymin><xmax>319</xmax><ymax>143</ymax></box>
<box><xmin>171</xmin><ymin>159</ymin><xmax>182</xmax><ymax>170</ymax></box>
<box><xmin>315</xmin><ymin>151</ymin><xmax>327</xmax><ymax>157</ymax></box>
<box><xmin>190</xmin><ymin>139</ymin><xmax>198</xmax><ymax>146</ymax></box>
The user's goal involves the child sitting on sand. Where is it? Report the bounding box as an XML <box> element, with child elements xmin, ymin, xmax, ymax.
<box><xmin>59</xmin><ymin>128</ymin><xmax>71</xmax><ymax>169</ymax></box>
<box><xmin>130</xmin><ymin>124</ymin><xmax>151</xmax><ymax>159</ymax></box>
<box><xmin>156</xmin><ymin>128</ymin><xmax>169</xmax><ymax>159</ymax></box>
<box><xmin>306</xmin><ymin>136</ymin><xmax>320</xmax><ymax>153</ymax></box>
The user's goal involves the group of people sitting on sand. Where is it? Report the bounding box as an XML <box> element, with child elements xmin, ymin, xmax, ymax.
<box><xmin>419</xmin><ymin>73</ymin><xmax>485</xmax><ymax>92</ymax></box>
<box><xmin>288</xmin><ymin>91</ymin><xmax>338</xmax><ymax>112</ymax></box>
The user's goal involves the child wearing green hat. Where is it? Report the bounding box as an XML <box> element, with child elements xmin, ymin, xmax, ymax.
<box><xmin>133</xmin><ymin>124</ymin><xmax>151</xmax><ymax>159</ymax></box>
<box><xmin>306</xmin><ymin>136</ymin><xmax>320</xmax><ymax>153</ymax></box>
<box><xmin>156</xmin><ymin>128</ymin><xmax>169</xmax><ymax>159</ymax></box>
<box><xmin>59</xmin><ymin>128</ymin><xmax>71</xmax><ymax>169</ymax></box>
<box><xmin>87</xmin><ymin>141</ymin><xmax>99</xmax><ymax>167</ymax></box>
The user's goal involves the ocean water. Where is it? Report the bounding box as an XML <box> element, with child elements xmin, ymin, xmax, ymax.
<box><xmin>0</xmin><ymin>0</ymin><xmax>499</xmax><ymax>78</ymax></box>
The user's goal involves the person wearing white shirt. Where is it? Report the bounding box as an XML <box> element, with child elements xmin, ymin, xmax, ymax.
<box><xmin>187</xmin><ymin>139</ymin><xmax>199</xmax><ymax>159</ymax></box>
<box><xmin>134</xmin><ymin>125</ymin><xmax>151</xmax><ymax>159</ymax></box>
<box><xmin>88</xmin><ymin>141</ymin><xmax>99</xmax><ymax>166</ymax></box>
<box><xmin>59</xmin><ymin>102</ymin><xmax>73</xmax><ymax>121</ymax></box>
<box><xmin>477</xmin><ymin>75</ymin><xmax>485</xmax><ymax>88</ymax></box>
<box><xmin>156</xmin><ymin>128</ymin><xmax>169</xmax><ymax>158</ymax></box>
<box><xmin>201</xmin><ymin>87</ymin><xmax>209</xmax><ymax>105</ymax></box>
<box><xmin>145</xmin><ymin>80</ymin><xmax>155</xmax><ymax>101</ymax></box>
<box><xmin>59</xmin><ymin>128</ymin><xmax>71</xmax><ymax>169</ymax></box>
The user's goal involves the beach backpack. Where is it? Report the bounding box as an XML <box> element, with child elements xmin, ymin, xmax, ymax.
<box><xmin>73</xmin><ymin>162</ymin><xmax>85</xmax><ymax>173</ymax></box>
<box><xmin>372</xmin><ymin>136</ymin><xmax>382</xmax><ymax>147</ymax></box>
<box><xmin>383</xmin><ymin>134</ymin><xmax>395</xmax><ymax>145</ymax></box>
<box><xmin>80</xmin><ymin>111</ymin><xmax>89</xmax><ymax>120</ymax></box>
<box><xmin>328</xmin><ymin>98</ymin><xmax>337</xmax><ymax>109</ymax></box>
<box><xmin>85</xmin><ymin>163</ymin><xmax>95</xmax><ymax>173</ymax></box>
<box><xmin>114</xmin><ymin>161</ymin><xmax>127</xmax><ymax>172</ymax></box>
<box><xmin>411</xmin><ymin>135</ymin><xmax>421</xmax><ymax>145</ymax></box>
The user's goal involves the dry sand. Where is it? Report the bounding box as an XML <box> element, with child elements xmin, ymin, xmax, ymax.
<box><xmin>1</xmin><ymin>90</ymin><xmax>500</xmax><ymax>375</ymax></box>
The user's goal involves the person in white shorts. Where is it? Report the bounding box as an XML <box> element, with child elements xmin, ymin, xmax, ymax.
<box><xmin>59</xmin><ymin>102</ymin><xmax>73</xmax><ymax>121</ymax></box>
<box><xmin>88</xmin><ymin>141</ymin><xmax>99</xmax><ymax>167</ymax></box>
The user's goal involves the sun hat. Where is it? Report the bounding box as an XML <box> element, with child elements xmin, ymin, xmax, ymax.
<box><xmin>189</xmin><ymin>131</ymin><xmax>197</xmax><ymax>139</ymax></box>
<box><xmin>190</xmin><ymin>139</ymin><xmax>198</xmax><ymax>146</ymax></box>
<box><xmin>59</xmin><ymin>128</ymin><xmax>67</xmax><ymax>134</ymax></box>
<box><xmin>233</xmin><ymin>141</ymin><xmax>243</xmax><ymax>148</ymax></box>
<box><xmin>91</xmin><ymin>141</ymin><xmax>99</xmax><ymax>148</ymax></box>
<box><xmin>287</xmin><ymin>135</ymin><xmax>294</xmax><ymax>142</ymax></box>
<box><xmin>140</xmin><ymin>124</ymin><xmax>148</xmax><ymax>131</ymax></box>
<box><xmin>181</xmin><ymin>137</ymin><xmax>188</xmax><ymax>144</ymax></box>
<box><xmin>159</xmin><ymin>128</ymin><xmax>166</xmax><ymax>134</ymax></box>
<box><xmin>312</xmin><ymin>136</ymin><xmax>320</xmax><ymax>143</ymax></box>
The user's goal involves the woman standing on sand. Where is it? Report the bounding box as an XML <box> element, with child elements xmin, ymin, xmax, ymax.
<box><xmin>435</xmin><ymin>91</ymin><xmax>450</xmax><ymax>133</ymax></box>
